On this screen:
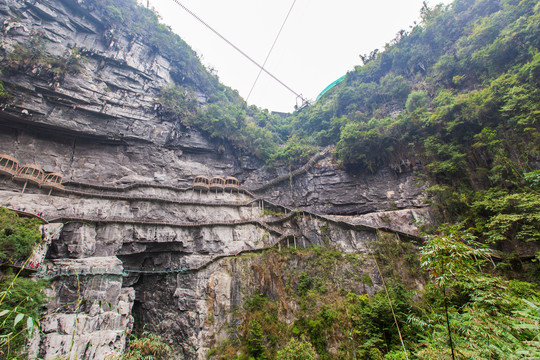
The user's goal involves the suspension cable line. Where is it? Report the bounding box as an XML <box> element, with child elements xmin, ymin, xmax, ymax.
<box><xmin>373</xmin><ymin>229</ymin><xmax>410</xmax><ymax>360</ymax></box>
<box><xmin>246</xmin><ymin>0</ymin><xmax>298</xmax><ymax>102</ymax></box>
<box><xmin>169</xmin><ymin>0</ymin><xmax>307</xmax><ymax>103</ymax></box>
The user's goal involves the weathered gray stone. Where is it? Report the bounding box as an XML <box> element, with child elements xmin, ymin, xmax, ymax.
<box><xmin>0</xmin><ymin>1</ymin><xmax>433</xmax><ymax>359</ymax></box>
<box><xmin>28</xmin><ymin>257</ymin><xmax>134</xmax><ymax>360</ymax></box>
<box><xmin>28</xmin><ymin>223</ymin><xmax>63</xmax><ymax>266</ymax></box>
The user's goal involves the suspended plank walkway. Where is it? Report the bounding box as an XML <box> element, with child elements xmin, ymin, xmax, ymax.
<box><xmin>249</xmin><ymin>146</ymin><xmax>333</xmax><ymax>192</ymax></box>
<box><xmin>38</xmin><ymin>230</ymin><xmax>301</xmax><ymax>279</ymax></box>
<box><xmin>55</xmin><ymin>188</ymin><xmax>251</xmax><ymax>207</ymax></box>
<box><xmin>63</xmin><ymin>181</ymin><xmax>258</xmax><ymax>199</ymax></box>
<box><xmin>1</xmin><ymin>207</ymin><xmax>49</xmax><ymax>223</ymax></box>
<box><xmin>56</xmin><ymin>145</ymin><xmax>331</xmax><ymax>196</ymax></box>
<box><xmin>47</xmin><ymin>215</ymin><xmax>286</xmax><ymax>237</ymax></box>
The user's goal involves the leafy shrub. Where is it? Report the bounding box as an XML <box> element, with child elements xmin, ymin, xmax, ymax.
<box><xmin>405</xmin><ymin>90</ymin><xmax>427</xmax><ymax>112</ymax></box>
<box><xmin>525</xmin><ymin>170</ymin><xmax>540</xmax><ymax>189</ymax></box>
<box><xmin>245</xmin><ymin>293</ymin><xmax>268</xmax><ymax>311</ymax></box>
<box><xmin>296</xmin><ymin>271</ymin><xmax>312</xmax><ymax>296</ymax></box>
<box><xmin>247</xmin><ymin>321</ymin><xmax>267</xmax><ymax>360</ymax></box>
<box><xmin>0</xmin><ymin>208</ymin><xmax>42</xmax><ymax>261</ymax></box>
<box><xmin>0</xmin><ymin>80</ymin><xmax>8</xmax><ymax>99</ymax></box>
<box><xmin>0</xmin><ymin>274</ymin><xmax>48</xmax><ymax>359</ymax></box>
<box><xmin>276</xmin><ymin>336</ymin><xmax>317</xmax><ymax>360</ymax></box>
<box><xmin>116</xmin><ymin>331</ymin><xmax>172</xmax><ymax>360</ymax></box>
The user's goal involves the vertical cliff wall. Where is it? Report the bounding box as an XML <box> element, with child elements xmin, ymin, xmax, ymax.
<box><xmin>0</xmin><ymin>1</ymin><xmax>432</xmax><ymax>359</ymax></box>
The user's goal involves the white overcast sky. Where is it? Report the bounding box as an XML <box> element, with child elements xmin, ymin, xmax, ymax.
<box><xmin>145</xmin><ymin>0</ymin><xmax>453</xmax><ymax>112</ymax></box>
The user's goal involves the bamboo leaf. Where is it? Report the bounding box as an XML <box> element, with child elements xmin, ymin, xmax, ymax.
<box><xmin>26</xmin><ymin>316</ymin><xmax>34</xmax><ymax>336</ymax></box>
<box><xmin>13</xmin><ymin>313</ymin><xmax>24</xmax><ymax>327</ymax></box>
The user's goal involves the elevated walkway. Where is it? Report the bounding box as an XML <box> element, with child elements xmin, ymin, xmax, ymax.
<box><xmin>249</xmin><ymin>146</ymin><xmax>333</xmax><ymax>193</ymax></box>
<box><xmin>1</xmin><ymin>207</ymin><xmax>49</xmax><ymax>223</ymax></box>
<box><xmin>47</xmin><ymin>215</ymin><xmax>285</xmax><ymax>237</ymax></box>
<box><xmin>37</xmin><ymin>229</ymin><xmax>300</xmax><ymax>280</ymax></box>
<box><xmin>62</xmin><ymin>181</ymin><xmax>256</xmax><ymax>198</ymax></box>
<box><xmin>1</xmin><ymin>147</ymin><xmax>425</xmax><ymax>282</ymax></box>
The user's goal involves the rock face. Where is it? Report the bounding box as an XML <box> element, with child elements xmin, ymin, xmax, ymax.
<box><xmin>0</xmin><ymin>0</ymin><xmax>425</xmax><ymax>209</ymax></box>
<box><xmin>29</xmin><ymin>257</ymin><xmax>135</xmax><ymax>360</ymax></box>
<box><xmin>249</xmin><ymin>157</ymin><xmax>426</xmax><ymax>214</ymax></box>
<box><xmin>0</xmin><ymin>0</ymin><xmax>431</xmax><ymax>359</ymax></box>
<box><xmin>1</xmin><ymin>177</ymin><xmax>431</xmax><ymax>359</ymax></box>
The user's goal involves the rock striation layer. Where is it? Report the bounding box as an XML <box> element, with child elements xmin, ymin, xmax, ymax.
<box><xmin>0</xmin><ymin>0</ymin><xmax>431</xmax><ymax>359</ymax></box>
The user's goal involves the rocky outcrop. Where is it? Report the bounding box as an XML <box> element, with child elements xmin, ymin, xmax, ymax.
<box><xmin>0</xmin><ymin>0</ymin><xmax>432</xmax><ymax>359</ymax></box>
<box><xmin>27</xmin><ymin>223</ymin><xmax>63</xmax><ymax>266</ymax></box>
<box><xmin>29</xmin><ymin>257</ymin><xmax>135</xmax><ymax>360</ymax></box>
<box><xmin>246</xmin><ymin>156</ymin><xmax>427</xmax><ymax>214</ymax></box>
<box><xmin>0</xmin><ymin>172</ymin><xmax>429</xmax><ymax>359</ymax></box>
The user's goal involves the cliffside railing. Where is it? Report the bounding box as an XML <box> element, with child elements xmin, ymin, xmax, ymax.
<box><xmin>47</xmin><ymin>216</ymin><xmax>286</xmax><ymax>237</ymax></box>
<box><xmin>38</xmin><ymin>230</ymin><xmax>301</xmax><ymax>279</ymax></box>
<box><xmin>62</xmin><ymin>181</ymin><xmax>257</xmax><ymax>198</ymax></box>
<box><xmin>0</xmin><ymin>145</ymin><xmax>334</xmax><ymax>208</ymax></box>
<box><xmin>303</xmin><ymin>211</ymin><xmax>421</xmax><ymax>240</ymax></box>
<box><xmin>1</xmin><ymin>207</ymin><xmax>49</xmax><ymax>223</ymax></box>
<box><xmin>248</xmin><ymin>146</ymin><xmax>333</xmax><ymax>193</ymax></box>
<box><xmin>1</xmin><ymin>144</ymin><xmax>330</xmax><ymax>198</ymax></box>
<box><xmin>58</xmin><ymin>188</ymin><xmax>252</xmax><ymax>207</ymax></box>
<box><xmin>61</xmin><ymin>146</ymin><xmax>332</xmax><ymax>196</ymax></box>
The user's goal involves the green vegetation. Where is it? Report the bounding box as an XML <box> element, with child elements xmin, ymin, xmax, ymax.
<box><xmin>0</xmin><ymin>78</ymin><xmax>8</xmax><ymax>99</ymax></box>
<box><xmin>0</xmin><ymin>274</ymin><xmax>47</xmax><ymax>360</ymax></box>
<box><xmin>1</xmin><ymin>32</ymin><xmax>85</xmax><ymax>84</ymax></box>
<box><xmin>113</xmin><ymin>331</ymin><xmax>172</xmax><ymax>360</ymax></box>
<box><xmin>210</xmin><ymin>233</ymin><xmax>540</xmax><ymax>359</ymax></box>
<box><xmin>414</xmin><ymin>229</ymin><xmax>540</xmax><ymax>359</ymax></box>
<box><xmin>0</xmin><ymin>209</ymin><xmax>47</xmax><ymax>359</ymax></box>
<box><xmin>0</xmin><ymin>208</ymin><xmax>42</xmax><ymax>262</ymax></box>
<box><xmin>276</xmin><ymin>336</ymin><xmax>317</xmax><ymax>360</ymax></box>
<box><xmin>211</xmin><ymin>248</ymin><xmax>419</xmax><ymax>359</ymax></box>
<box><xmin>157</xmin><ymin>84</ymin><xmax>283</xmax><ymax>161</ymax></box>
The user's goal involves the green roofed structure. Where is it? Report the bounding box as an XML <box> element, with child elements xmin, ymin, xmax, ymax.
<box><xmin>316</xmin><ymin>75</ymin><xmax>346</xmax><ymax>101</ymax></box>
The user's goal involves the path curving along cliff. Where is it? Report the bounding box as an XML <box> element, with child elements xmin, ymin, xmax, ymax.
<box><xmin>0</xmin><ymin>0</ymin><xmax>433</xmax><ymax>359</ymax></box>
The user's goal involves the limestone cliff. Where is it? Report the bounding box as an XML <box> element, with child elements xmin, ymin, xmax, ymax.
<box><xmin>0</xmin><ymin>0</ymin><xmax>431</xmax><ymax>359</ymax></box>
